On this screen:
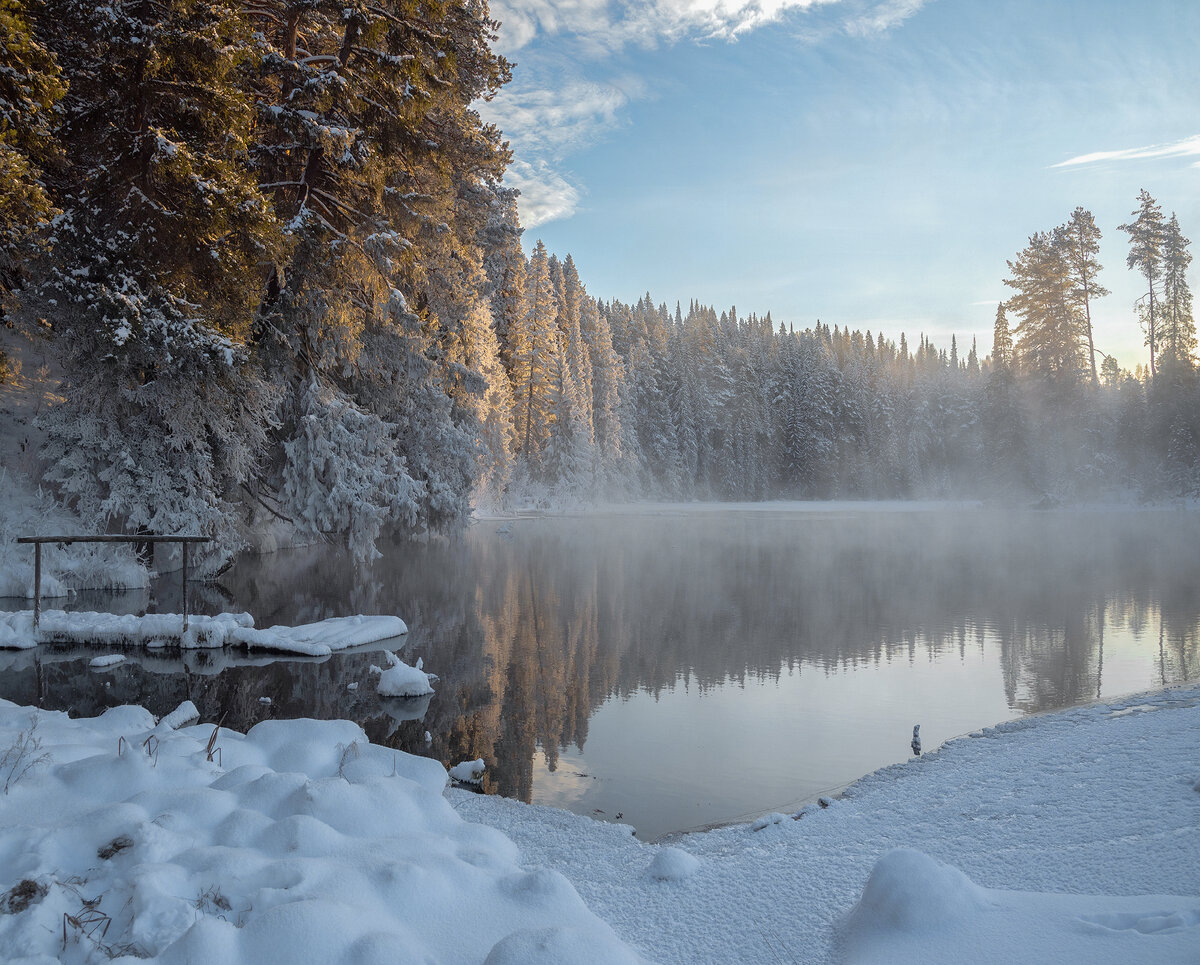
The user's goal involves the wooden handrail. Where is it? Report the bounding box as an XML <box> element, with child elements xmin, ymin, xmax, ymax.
<box><xmin>19</xmin><ymin>535</ymin><xmax>213</xmax><ymax>633</ymax></box>
<box><xmin>16</xmin><ymin>535</ymin><xmax>211</xmax><ymax>544</ymax></box>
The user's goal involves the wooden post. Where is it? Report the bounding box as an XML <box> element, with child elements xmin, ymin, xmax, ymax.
<box><xmin>33</xmin><ymin>542</ymin><xmax>41</xmax><ymax>631</ymax></box>
<box><xmin>182</xmin><ymin>541</ymin><xmax>189</xmax><ymax>633</ymax></box>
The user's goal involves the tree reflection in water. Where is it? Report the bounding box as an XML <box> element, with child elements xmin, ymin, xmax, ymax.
<box><xmin>3</xmin><ymin>507</ymin><xmax>1197</xmax><ymax>835</ymax></box>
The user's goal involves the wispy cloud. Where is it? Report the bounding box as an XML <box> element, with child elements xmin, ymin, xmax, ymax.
<box><xmin>479</xmin><ymin>80</ymin><xmax>636</xmax><ymax>161</ymax></box>
<box><xmin>1052</xmin><ymin>134</ymin><xmax>1200</xmax><ymax>168</ymax></box>
<box><xmin>844</xmin><ymin>0</ymin><xmax>930</xmax><ymax>36</ymax></box>
<box><xmin>505</xmin><ymin>160</ymin><xmax>582</xmax><ymax>227</ymax></box>
<box><xmin>490</xmin><ymin>0</ymin><xmax>849</xmax><ymax>55</ymax></box>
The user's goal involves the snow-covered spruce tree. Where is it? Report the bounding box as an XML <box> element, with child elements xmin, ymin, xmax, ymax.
<box><xmin>456</xmin><ymin>299</ymin><xmax>515</xmax><ymax>509</ymax></box>
<box><xmin>509</xmin><ymin>240</ymin><xmax>561</xmax><ymax>478</ymax></box>
<box><xmin>478</xmin><ymin>181</ymin><xmax>525</xmax><ymax>374</ymax></box>
<box><xmin>773</xmin><ymin>331</ymin><xmax>838</xmax><ymax>496</ymax></box>
<box><xmin>540</xmin><ymin>352</ymin><xmax>592</xmax><ymax>499</ymax></box>
<box><xmin>248</xmin><ymin>0</ymin><xmax>511</xmax><ymax>551</ymax></box>
<box><xmin>1160</xmin><ymin>213</ymin><xmax>1195</xmax><ymax>369</ymax></box>
<box><xmin>24</xmin><ymin>0</ymin><xmax>284</xmax><ymax>558</ymax></box>
<box><xmin>280</xmin><ymin>379</ymin><xmax>423</xmax><ymax>561</ymax></box>
<box><xmin>420</xmin><ymin>193</ymin><xmax>516</xmax><ymax>511</ymax></box>
<box><xmin>555</xmin><ymin>255</ymin><xmax>596</xmax><ymax>448</ymax></box>
<box><xmin>578</xmin><ymin>284</ymin><xmax>625</xmax><ymax>490</ymax></box>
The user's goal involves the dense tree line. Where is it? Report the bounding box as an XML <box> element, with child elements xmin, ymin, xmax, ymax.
<box><xmin>488</xmin><ymin>194</ymin><xmax>1197</xmax><ymax>505</ymax></box>
<box><xmin>1</xmin><ymin>0</ymin><xmax>1196</xmax><ymax>563</ymax></box>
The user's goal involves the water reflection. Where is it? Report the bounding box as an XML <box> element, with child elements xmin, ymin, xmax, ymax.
<box><xmin>2</xmin><ymin>506</ymin><xmax>1198</xmax><ymax>839</ymax></box>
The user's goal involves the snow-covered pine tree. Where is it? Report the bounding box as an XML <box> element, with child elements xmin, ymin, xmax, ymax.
<box><xmin>25</xmin><ymin>0</ymin><xmax>284</xmax><ymax>558</ymax></box>
<box><xmin>1120</xmin><ymin>189</ymin><xmax>1166</xmax><ymax>378</ymax></box>
<box><xmin>510</xmin><ymin>241</ymin><xmax>561</xmax><ymax>476</ymax></box>
<box><xmin>248</xmin><ymin>0</ymin><xmax>511</xmax><ymax>546</ymax></box>
<box><xmin>0</xmin><ymin>0</ymin><xmax>64</xmax><ymax>304</ymax></box>
<box><xmin>1060</xmin><ymin>207</ymin><xmax>1108</xmax><ymax>385</ymax></box>
<box><xmin>1004</xmin><ymin>230</ymin><xmax>1085</xmax><ymax>386</ymax></box>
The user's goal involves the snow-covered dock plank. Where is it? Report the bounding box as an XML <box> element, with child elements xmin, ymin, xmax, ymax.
<box><xmin>0</xmin><ymin>609</ymin><xmax>407</xmax><ymax>654</ymax></box>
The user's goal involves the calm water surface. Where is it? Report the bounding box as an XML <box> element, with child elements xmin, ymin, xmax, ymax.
<box><xmin>3</xmin><ymin>504</ymin><xmax>1198</xmax><ymax>840</ymax></box>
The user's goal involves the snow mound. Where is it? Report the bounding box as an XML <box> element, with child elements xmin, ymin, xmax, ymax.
<box><xmin>157</xmin><ymin>700</ymin><xmax>200</xmax><ymax>730</ymax></box>
<box><xmin>88</xmin><ymin>653</ymin><xmax>125</xmax><ymax>669</ymax></box>
<box><xmin>847</xmin><ymin>848</ymin><xmax>992</xmax><ymax>931</ymax></box>
<box><xmin>0</xmin><ymin>699</ymin><xmax>642</xmax><ymax>964</ymax></box>
<box><xmin>484</xmin><ymin>925</ymin><xmax>642</xmax><ymax>964</ymax></box>
<box><xmin>450</xmin><ymin>758</ymin><xmax>486</xmax><ymax>784</ymax></box>
<box><xmin>646</xmin><ymin>847</ymin><xmax>700</xmax><ymax>882</ymax></box>
<box><xmin>840</xmin><ymin>848</ymin><xmax>1200</xmax><ymax>965</ymax></box>
<box><xmin>376</xmin><ymin>650</ymin><xmax>435</xmax><ymax>697</ymax></box>
<box><xmin>0</xmin><ymin>613</ymin><xmax>35</xmax><ymax>650</ymax></box>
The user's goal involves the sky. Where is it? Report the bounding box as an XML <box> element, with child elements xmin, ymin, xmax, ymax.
<box><xmin>478</xmin><ymin>0</ymin><xmax>1200</xmax><ymax>369</ymax></box>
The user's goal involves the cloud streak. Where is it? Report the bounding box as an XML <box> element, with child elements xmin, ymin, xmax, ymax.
<box><xmin>1052</xmin><ymin>134</ymin><xmax>1200</xmax><ymax>168</ymax></box>
<box><xmin>844</xmin><ymin>0</ymin><xmax>929</xmax><ymax>36</ymax></box>
<box><xmin>490</xmin><ymin>0</ymin><xmax>846</xmax><ymax>54</ymax></box>
<box><xmin>479</xmin><ymin>80</ymin><xmax>636</xmax><ymax>161</ymax></box>
<box><xmin>504</xmin><ymin>160</ymin><xmax>583</xmax><ymax>227</ymax></box>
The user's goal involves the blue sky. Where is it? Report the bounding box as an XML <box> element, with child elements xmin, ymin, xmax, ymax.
<box><xmin>479</xmin><ymin>0</ymin><xmax>1200</xmax><ymax>368</ymax></box>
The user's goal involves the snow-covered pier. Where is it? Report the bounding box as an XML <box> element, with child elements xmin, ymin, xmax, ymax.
<box><xmin>16</xmin><ymin>534</ymin><xmax>211</xmax><ymax>629</ymax></box>
<box><xmin>0</xmin><ymin>609</ymin><xmax>407</xmax><ymax>657</ymax></box>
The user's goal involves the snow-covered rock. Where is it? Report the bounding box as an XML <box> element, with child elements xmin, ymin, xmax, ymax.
<box><xmin>376</xmin><ymin>650</ymin><xmax>435</xmax><ymax>697</ymax></box>
<box><xmin>450</xmin><ymin>758</ymin><xmax>486</xmax><ymax>784</ymax></box>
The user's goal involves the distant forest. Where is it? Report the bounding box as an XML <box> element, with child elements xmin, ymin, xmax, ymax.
<box><xmin>1</xmin><ymin>1</ymin><xmax>1197</xmax><ymax>562</ymax></box>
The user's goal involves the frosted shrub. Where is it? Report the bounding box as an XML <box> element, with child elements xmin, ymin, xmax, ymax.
<box><xmin>281</xmin><ymin>381</ymin><xmax>422</xmax><ymax>561</ymax></box>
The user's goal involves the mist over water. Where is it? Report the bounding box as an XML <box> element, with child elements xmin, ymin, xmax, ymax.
<box><xmin>4</xmin><ymin>504</ymin><xmax>1197</xmax><ymax>839</ymax></box>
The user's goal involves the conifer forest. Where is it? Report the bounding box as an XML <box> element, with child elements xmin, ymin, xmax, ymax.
<box><xmin>2</xmin><ymin>0</ymin><xmax>1198</xmax><ymax>563</ymax></box>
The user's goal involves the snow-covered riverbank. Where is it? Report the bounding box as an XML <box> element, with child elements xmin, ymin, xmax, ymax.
<box><xmin>452</xmin><ymin>683</ymin><xmax>1200</xmax><ymax>963</ymax></box>
<box><xmin>0</xmin><ymin>685</ymin><xmax>1196</xmax><ymax>963</ymax></box>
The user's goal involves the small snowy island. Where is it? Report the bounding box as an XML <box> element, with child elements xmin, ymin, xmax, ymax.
<box><xmin>0</xmin><ymin>679</ymin><xmax>1196</xmax><ymax>963</ymax></box>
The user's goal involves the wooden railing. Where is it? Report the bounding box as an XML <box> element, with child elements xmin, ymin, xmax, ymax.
<box><xmin>16</xmin><ymin>535</ymin><xmax>212</xmax><ymax>631</ymax></box>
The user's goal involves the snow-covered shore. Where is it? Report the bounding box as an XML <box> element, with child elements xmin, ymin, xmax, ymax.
<box><xmin>0</xmin><ymin>685</ymin><xmax>1196</xmax><ymax>963</ymax></box>
<box><xmin>451</xmin><ymin>684</ymin><xmax>1200</xmax><ymax>964</ymax></box>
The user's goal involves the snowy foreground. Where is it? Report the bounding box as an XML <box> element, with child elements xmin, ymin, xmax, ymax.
<box><xmin>0</xmin><ymin>689</ymin><xmax>1197</xmax><ymax>964</ymax></box>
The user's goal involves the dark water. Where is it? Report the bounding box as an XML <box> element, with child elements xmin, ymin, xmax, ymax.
<box><xmin>2</xmin><ymin>504</ymin><xmax>1198</xmax><ymax>840</ymax></box>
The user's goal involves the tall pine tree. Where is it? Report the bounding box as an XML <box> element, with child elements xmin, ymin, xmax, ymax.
<box><xmin>1120</xmin><ymin>189</ymin><xmax>1166</xmax><ymax>378</ymax></box>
